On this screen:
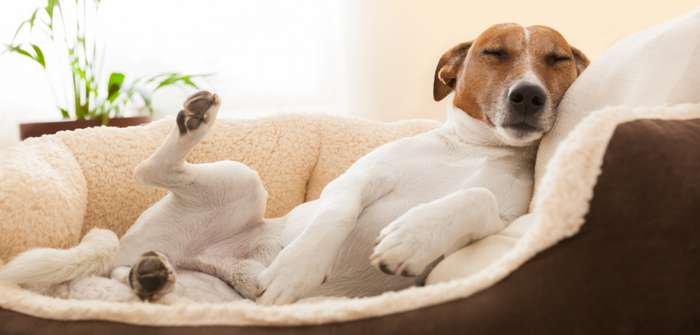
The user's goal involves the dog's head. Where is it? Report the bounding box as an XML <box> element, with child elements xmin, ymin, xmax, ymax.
<box><xmin>434</xmin><ymin>23</ymin><xmax>589</xmax><ymax>146</ymax></box>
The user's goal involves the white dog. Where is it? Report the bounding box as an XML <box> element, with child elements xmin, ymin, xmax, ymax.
<box><xmin>0</xmin><ymin>23</ymin><xmax>588</xmax><ymax>305</ymax></box>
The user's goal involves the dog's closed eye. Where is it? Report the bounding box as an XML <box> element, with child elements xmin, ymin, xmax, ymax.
<box><xmin>481</xmin><ymin>49</ymin><xmax>507</xmax><ymax>59</ymax></box>
<box><xmin>545</xmin><ymin>53</ymin><xmax>572</xmax><ymax>65</ymax></box>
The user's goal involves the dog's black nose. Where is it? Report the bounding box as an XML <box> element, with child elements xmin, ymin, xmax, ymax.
<box><xmin>508</xmin><ymin>83</ymin><xmax>546</xmax><ymax>114</ymax></box>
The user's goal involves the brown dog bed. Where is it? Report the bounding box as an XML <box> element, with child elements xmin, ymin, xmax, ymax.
<box><xmin>1</xmin><ymin>115</ymin><xmax>699</xmax><ymax>334</ymax></box>
<box><xmin>1</xmin><ymin>104</ymin><xmax>700</xmax><ymax>334</ymax></box>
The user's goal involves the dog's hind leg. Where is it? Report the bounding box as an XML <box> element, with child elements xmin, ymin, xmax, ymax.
<box><xmin>119</xmin><ymin>91</ymin><xmax>269</xmax><ymax>300</ymax></box>
<box><xmin>134</xmin><ymin>90</ymin><xmax>221</xmax><ymax>191</ymax></box>
<box><xmin>178</xmin><ymin>256</ymin><xmax>265</xmax><ymax>300</ymax></box>
<box><xmin>132</xmin><ymin>90</ymin><xmax>267</xmax><ymax>222</ymax></box>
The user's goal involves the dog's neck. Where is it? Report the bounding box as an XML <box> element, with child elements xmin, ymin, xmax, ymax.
<box><xmin>440</xmin><ymin>95</ymin><xmax>538</xmax><ymax>157</ymax></box>
<box><xmin>441</xmin><ymin>95</ymin><xmax>503</xmax><ymax>146</ymax></box>
<box><xmin>444</xmin><ymin>106</ymin><xmax>502</xmax><ymax>146</ymax></box>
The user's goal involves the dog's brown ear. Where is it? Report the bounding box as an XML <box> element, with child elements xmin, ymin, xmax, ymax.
<box><xmin>570</xmin><ymin>46</ymin><xmax>590</xmax><ymax>76</ymax></box>
<box><xmin>433</xmin><ymin>41</ymin><xmax>472</xmax><ymax>101</ymax></box>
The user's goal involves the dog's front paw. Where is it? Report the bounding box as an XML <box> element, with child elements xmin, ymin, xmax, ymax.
<box><xmin>256</xmin><ymin>243</ymin><xmax>332</xmax><ymax>305</ymax></box>
<box><xmin>370</xmin><ymin>210</ymin><xmax>445</xmax><ymax>277</ymax></box>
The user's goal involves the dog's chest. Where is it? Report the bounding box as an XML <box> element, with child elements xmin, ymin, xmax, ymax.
<box><xmin>316</xmin><ymin>140</ymin><xmax>518</xmax><ymax>296</ymax></box>
<box><xmin>370</xmin><ymin>153</ymin><xmax>487</xmax><ymax>217</ymax></box>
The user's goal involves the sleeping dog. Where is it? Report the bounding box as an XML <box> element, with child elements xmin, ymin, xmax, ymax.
<box><xmin>0</xmin><ymin>23</ymin><xmax>588</xmax><ymax>304</ymax></box>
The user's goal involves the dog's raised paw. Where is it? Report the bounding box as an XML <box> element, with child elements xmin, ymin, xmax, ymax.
<box><xmin>176</xmin><ymin>90</ymin><xmax>220</xmax><ymax>135</ymax></box>
<box><xmin>129</xmin><ymin>251</ymin><xmax>176</xmax><ymax>301</ymax></box>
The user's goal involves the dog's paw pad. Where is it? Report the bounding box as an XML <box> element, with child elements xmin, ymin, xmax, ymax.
<box><xmin>176</xmin><ymin>90</ymin><xmax>220</xmax><ymax>135</ymax></box>
<box><xmin>129</xmin><ymin>251</ymin><xmax>176</xmax><ymax>301</ymax></box>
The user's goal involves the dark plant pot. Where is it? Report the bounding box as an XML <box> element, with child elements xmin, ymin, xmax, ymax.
<box><xmin>19</xmin><ymin>116</ymin><xmax>151</xmax><ymax>140</ymax></box>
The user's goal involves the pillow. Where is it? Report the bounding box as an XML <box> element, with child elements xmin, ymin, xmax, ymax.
<box><xmin>534</xmin><ymin>7</ymin><xmax>700</xmax><ymax>195</ymax></box>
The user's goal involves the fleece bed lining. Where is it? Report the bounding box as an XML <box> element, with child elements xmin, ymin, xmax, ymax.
<box><xmin>2</xmin><ymin>103</ymin><xmax>700</xmax><ymax>326</ymax></box>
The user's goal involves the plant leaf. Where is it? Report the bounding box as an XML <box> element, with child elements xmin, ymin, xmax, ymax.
<box><xmin>154</xmin><ymin>73</ymin><xmax>179</xmax><ymax>90</ymax></box>
<box><xmin>180</xmin><ymin>76</ymin><xmax>197</xmax><ymax>88</ymax></box>
<box><xmin>45</xmin><ymin>0</ymin><xmax>58</xmax><ymax>19</ymax></box>
<box><xmin>45</xmin><ymin>0</ymin><xmax>60</xmax><ymax>31</ymax></box>
<box><xmin>6</xmin><ymin>44</ymin><xmax>33</xmax><ymax>59</ymax></box>
<box><xmin>6</xmin><ymin>44</ymin><xmax>45</xmax><ymax>69</ymax></box>
<box><xmin>8</xmin><ymin>44</ymin><xmax>48</xmax><ymax>69</ymax></box>
<box><xmin>30</xmin><ymin>44</ymin><xmax>45</xmax><ymax>68</ymax></box>
<box><xmin>154</xmin><ymin>73</ymin><xmax>202</xmax><ymax>91</ymax></box>
<box><xmin>59</xmin><ymin>107</ymin><xmax>70</xmax><ymax>119</ymax></box>
<box><xmin>29</xmin><ymin>8</ymin><xmax>40</xmax><ymax>29</ymax></box>
<box><xmin>70</xmin><ymin>55</ymin><xmax>87</xmax><ymax>80</ymax></box>
<box><xmin>107</xmin><ymin>72</ymin><xmax>125</xmax><ymax>102</ymax></box>
<box><xmin>9</xmin><ymin>7</ymin><xmax>39</xmax><ymax>44</ymax></box>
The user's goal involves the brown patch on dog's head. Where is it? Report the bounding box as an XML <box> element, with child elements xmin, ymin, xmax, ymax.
<box><xmin>525</xmin><ymin>25</ymin><xmax>589</xmax><ymax>109</ymax></box>
<box><xmin>433</xmin><ymin>23</ymin><xmax>589</xmax><ymax>146</ymax></box>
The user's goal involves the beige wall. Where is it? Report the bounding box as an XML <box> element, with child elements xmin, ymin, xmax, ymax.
<box><xmin>341</xmin><ymin>1</ymin><xmax>700</xmax><ymax>121</ymax></box>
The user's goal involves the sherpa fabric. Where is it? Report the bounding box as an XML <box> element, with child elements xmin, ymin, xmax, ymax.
<box><xmin>0</xmin><ymin>137</ymin><xmax>87</xmax><ymax>265</ymax></box>
<box><xmin>0</xmin><ymin>114</ymin><xmax>438</xmax><ymax>261</ymax></box>
<box><xmin>1</xmin><ymin>104</ymin><xmax>700</xmax><ymax>327</ymax></box>
<box><xmin>6</xmin><ymin>116</ymin><xmax>698</xmax><ymax>334</ymax></box>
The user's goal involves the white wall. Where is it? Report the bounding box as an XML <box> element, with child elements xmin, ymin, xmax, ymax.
<box><xmin>1</xmin><ymin>0</ymin><xmax>699</xmax><ymax>147</ymax></box>
<box><xmin>0</xmin><ymin>0</ymin><xmax>345</xmax><ymax>146</ymax></box>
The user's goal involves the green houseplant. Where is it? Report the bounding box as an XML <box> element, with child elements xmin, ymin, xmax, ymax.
<box><xmin>6</xmin><ymin>0</ymin><xmax>205</xmax><ymax>139</ymax></box>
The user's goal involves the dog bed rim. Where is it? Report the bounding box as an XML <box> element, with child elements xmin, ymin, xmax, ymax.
<box><xmin>2</xmin><ymin>103</ymin><xmax>700</xmax><ymax>327</ymax></box>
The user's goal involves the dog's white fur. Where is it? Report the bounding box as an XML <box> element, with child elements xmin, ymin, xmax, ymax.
<box><xmin>0</xmin><ymin>24</ymin><xmax>578</xmax><ymax>305</ymax></box>
<box><xmin>0</xmin><ymin>229</ymin><xmax>118</xmax><ymax>287</ymax></box>
<box><xmin>0</xmin><ymin>94</ymin><xmax>537</xmax><ymax>304</ymax></box>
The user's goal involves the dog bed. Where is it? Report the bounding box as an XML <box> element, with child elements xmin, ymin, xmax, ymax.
<box><xmin>1</xmin><ymin>106</ymin><xmax>700</xmax><ymax>334</ymax></box>
<box><xmin>2</xmin><ymin>8</ymin><xmax>700</xmax><ymax>334</ymax></box>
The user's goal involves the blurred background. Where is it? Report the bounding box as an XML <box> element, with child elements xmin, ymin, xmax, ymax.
<box><xmin>0</xmin><ymin>0</ymin><xmax>698</xmax><ymax>147</ymax></box>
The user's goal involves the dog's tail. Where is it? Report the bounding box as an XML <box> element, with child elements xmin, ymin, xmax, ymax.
<box><xmin>0</xmin><ymin>228</ymin><xmax>119</xmax><ymax>288</ymax></box>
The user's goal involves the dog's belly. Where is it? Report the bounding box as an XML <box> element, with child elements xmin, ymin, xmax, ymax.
<box><xmin>303</xmin><ymin>170</ymin><xmax>476</xmax><ymax>298</ymax></box>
